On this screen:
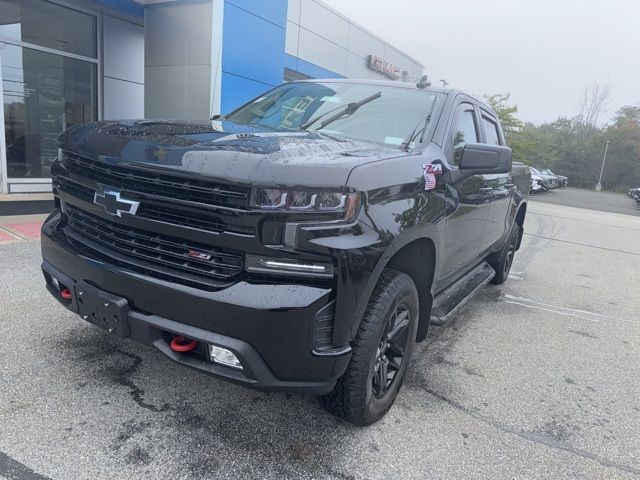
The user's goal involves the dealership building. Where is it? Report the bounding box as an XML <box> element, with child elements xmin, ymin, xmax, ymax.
<box><xmin>0</xmin><ymin>0</ymin><xmax>424</xmax><ymax>194</ymax></box>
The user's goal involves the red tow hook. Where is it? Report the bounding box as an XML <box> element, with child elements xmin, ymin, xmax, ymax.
<box><xmin>61</xmin><ymin>288</ymin><xmax>72</xmax><ymax>300</ymax></box>
<box><xmin>170</xmin><ymin>335</ymin><xmax>197</xmax><ymax>352</ymax></box>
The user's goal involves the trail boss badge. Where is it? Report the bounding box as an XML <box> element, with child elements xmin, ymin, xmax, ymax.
<box><xmin>423</xmin><ymin>163</ymin><xmax>443</xmax><ymax>190</ymax></box>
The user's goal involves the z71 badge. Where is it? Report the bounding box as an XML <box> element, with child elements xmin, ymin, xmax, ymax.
<box><xmin>423</xmin><ymin>163</ymin><xmax>443</xmax><ymax>190</ymax></box>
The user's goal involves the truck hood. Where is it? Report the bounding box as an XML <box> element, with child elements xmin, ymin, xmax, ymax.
<box><xmin>57</xmin><ymin>120</ymin><xmax>408</xmax><ymax>190</ymax></box>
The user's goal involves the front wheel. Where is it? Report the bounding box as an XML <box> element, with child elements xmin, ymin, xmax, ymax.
<box><xmin>318</xmin><ymin>269</ymin><xmax>419</xmax><ymax>426</ymax></box>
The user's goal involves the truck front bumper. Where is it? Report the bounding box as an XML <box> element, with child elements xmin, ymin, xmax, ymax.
<box><xmin>41</xmin><ymin>212</ymin><xmax>351</xmax><ymax>395</ymax></box>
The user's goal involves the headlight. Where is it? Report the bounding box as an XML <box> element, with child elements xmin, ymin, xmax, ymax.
<box><xmin>252</xmin><ymin>188</ymin><xmax>287</xmax><ymax>208</ymax></box>
<box><xmin>251</xmin><ymin>188</ymin><xmax>360</xmax><ymax>219</ymax></box>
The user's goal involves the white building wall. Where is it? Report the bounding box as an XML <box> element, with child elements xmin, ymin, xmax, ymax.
<box><xmin>286</xmin><ymin>0</ymin><xmax>423</xmax><ymax>81</ymax></box>
<box><xmin>102</xmin><ymin>15</ymin><xmax>145</xmax><ymax>120</ymax></box>
<box><xmin>144</xmin><ymin>0</ymin><xmax>224</xmax><ymax>121</ymax></box>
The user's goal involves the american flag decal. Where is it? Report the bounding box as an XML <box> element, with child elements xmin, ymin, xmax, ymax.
<box><xmin>424</xmin><ymin>173</ymin><xmax>436</xmax><ymax>190</ymax></box>
<box><xmin>423</xmin><ymin>164</ymin><xmax>441</xmax><ymax>190</ymax></box>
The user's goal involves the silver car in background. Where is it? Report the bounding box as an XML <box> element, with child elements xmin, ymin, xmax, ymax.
<box><xmin>541</xmin><ymin>168</ymin><xmax>568</xmax><ymax>187</ymax></box>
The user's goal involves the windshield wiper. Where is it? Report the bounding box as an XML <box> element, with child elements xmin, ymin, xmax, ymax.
<box><xmin>300</xmin><ymin>91</ymin><xmax>382</xmax><ymax>131</ymax></box>
<box><xmin>400</xmin><ymin>99</ymin><xmax>438</xmax><ymax>150</ymax></box>
<box><xmin>401</xmin><ymin>117</ymin><xmax>428</xmax><ymax>151</ymax></box>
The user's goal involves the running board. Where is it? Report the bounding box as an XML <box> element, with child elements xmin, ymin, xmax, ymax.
<box><xmin>430</xmin><ymin>262</ymin><xmax>495</xmax><ymax>326</ymax></box>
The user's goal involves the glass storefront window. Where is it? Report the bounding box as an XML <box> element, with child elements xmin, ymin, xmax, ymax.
<box><xmin>2</xmin><ymin>44</ymin><xmax>97</xmax><ymax>178</ymax></box>
<box><xmin>0</xmin><ymin>0</ymin><xmax>97</xmax><ymax>59</ymax></box>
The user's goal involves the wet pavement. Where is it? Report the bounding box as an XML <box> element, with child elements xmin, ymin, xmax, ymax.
<box><xmin>1</xmin><ymin>200</ymin><xmax>639</xmax><ymax>479</ymax></box>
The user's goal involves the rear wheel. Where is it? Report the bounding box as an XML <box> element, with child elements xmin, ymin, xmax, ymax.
<box><xmin>488</xmin><ymin>225</ymin><xmax>519</xmax><ymax>285</ymax></box>
<box><xmin>318</xmin><ymin>269</ymin><xmax>418</xmax><ymax>426</ymax></box>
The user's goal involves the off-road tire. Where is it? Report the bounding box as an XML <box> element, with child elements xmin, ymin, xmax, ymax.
<box><xmin>318</xmin><ymin>269</ymin><xmax>419</xmax><ymax>426</ymax></box>
<box><xmin>488</xmin><ymin>225</ymin><xmax>519</xmax><ymax>285</ymax></box>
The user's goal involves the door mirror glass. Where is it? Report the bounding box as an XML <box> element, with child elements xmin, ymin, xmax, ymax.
<box><xmin>459</xmin><ymin>143</ymin><xmax>512</xmax><ymax>174</ymax></box>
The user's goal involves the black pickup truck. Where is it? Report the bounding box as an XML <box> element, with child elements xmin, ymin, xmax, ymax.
<box><xmin>42</xmin><ymin>79</ymin><xmax>529</xmax><ymax>425</ymax></box>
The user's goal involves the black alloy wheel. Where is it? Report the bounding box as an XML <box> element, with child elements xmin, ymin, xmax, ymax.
<box><xmin>371</xmin><ymin>302</ymin><xmax>410</xmax><ymax>399</ymax></box>
<box><xmin>502</xmin><ymin>240</ymin><xmax>515</xmax><ymax>278</ymax></box>
<box><xmin>489</xmin><ymin>225</ymin><xmax>519</xmax><ymax>285</ymax></box>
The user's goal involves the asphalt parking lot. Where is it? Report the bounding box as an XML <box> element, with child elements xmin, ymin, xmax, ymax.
<box><xmin>532</xmin><ymin>186</ymin><xmax>640</xmax><ymax>216</ymax></box>
<box><xmin>2</xmin><ymin>189</ymin><xmax>640</xmax><ymax>479</ymax></box>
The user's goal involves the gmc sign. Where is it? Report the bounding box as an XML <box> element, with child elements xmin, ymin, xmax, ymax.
<box><xmin>368</xmin><ymin>55</ymin><xmax>401</xmax><ymax>80</ymax></box>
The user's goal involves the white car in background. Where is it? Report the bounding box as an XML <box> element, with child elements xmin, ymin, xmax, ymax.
<box><xmin>529</xmin><ymin>167</ymin><xmax>549</xmax><ymax>193</ymax></box>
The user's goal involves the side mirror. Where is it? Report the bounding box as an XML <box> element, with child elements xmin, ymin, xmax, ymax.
<box><xmin>458</xmin><ymin>143</ymin><xmax>512</xmax><ymax>174</ymax></box>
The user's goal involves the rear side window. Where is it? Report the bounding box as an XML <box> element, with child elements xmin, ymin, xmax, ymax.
<box><xmin>481</xmin><ymin>115</ymin><xmax>501</xmax><ymax>145</ymax></box>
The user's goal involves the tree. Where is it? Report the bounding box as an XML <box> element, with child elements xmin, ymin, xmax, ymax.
<box><xmin>577</xmin><ymin>81</ymin><xmax>611</xmax><ymax>134</ymax></box>
<box><xmin>613</xmin><ymin>106</ymin><xmax>640</xmax><ymax>127</ymax></box>
<box><xmin>503</xmin><ymin>106</ymin><xmax>640</xmax><ymax>191</ymax></box>
<box><xmin>482</xmin><ymin>86</ymin><xmax>640</xmax><ymax>191</ymax></box>
<box><xmin>597</xmin><ymin>106</ymin><xmax>640</xmax><ymax>190</ymax></box>
<box><xmin>484</xmin><ymin>94</ymin><xmax>523</xmax><ymax>134</ymax></box>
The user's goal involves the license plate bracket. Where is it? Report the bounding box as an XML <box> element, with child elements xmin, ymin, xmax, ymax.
<box><xmin>75</xmin><ymin>281</ymin><xmax>130</xmax><ymax>337</ymax></box>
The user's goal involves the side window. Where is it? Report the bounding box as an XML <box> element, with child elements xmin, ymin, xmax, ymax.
<box><xmin>481</xmin><ymin>115</ymin><xmax>501</xmax><ymax>145</ymax></box>
<box><xmin>451</xmin><ymin>105</ymin><xmax>478</xmax><ymax>165</ymax></box>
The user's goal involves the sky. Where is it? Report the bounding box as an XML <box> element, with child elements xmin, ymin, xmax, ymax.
<box><xmin>322</xmin><ymin>0</ymin><xmax>640</xmax><ymax>125</ymax></box>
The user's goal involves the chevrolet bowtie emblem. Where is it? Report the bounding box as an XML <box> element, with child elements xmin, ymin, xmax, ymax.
<box><xmin>94</xmin><ymin>190</ymin><xmax>140</xmax><ymax>217</ymax></box>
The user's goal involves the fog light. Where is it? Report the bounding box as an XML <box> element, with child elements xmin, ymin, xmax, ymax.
<box><xmin>208</xmin><ymin>345</ymin><xmax>243</xmax><ymax>370</ymax></box>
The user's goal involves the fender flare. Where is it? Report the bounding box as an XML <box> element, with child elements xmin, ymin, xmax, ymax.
<box><xmin>514</xmin><ymin>199</ymin><xmax>528</xmax><ymax>250</ymax></box>
<box><xmin>345</xmin><ymin>223</ymin><xmax>441</xmax><ymax>343</ymax></box>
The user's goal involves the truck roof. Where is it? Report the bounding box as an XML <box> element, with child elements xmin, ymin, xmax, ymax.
<box><xmin>297</xmin><ymin>77</ymin><xmax>451</xmax><ymax>93</ymax></box>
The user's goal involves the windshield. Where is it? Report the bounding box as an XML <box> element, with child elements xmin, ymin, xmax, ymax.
<box><xmin>530</xmin><ymin>167</ymin><xmax>541</xmax><ymax>175</ymax></box>
<box><xmin>225</xmin><ymin>81</ymin><xmax>443</xmax><ymax>148</ymax></box>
